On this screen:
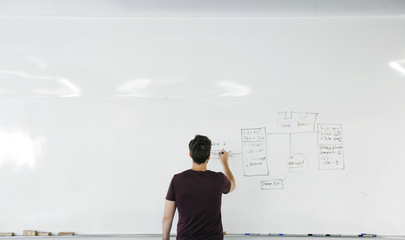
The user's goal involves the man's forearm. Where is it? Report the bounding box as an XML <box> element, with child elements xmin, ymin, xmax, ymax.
<box><xmin>162</xmin><ymin>218</ymin><xmax>173</xmax><ymax>240</ymax></box>
<box><xmin>222</xmin><ymin>162</ymin><xmax>235</xmax><ymax>191</ymax></box>
<box><xmin>162</xmin><ymin>200</ymin><xmax>176</xmax><ymax>240</ymax></box>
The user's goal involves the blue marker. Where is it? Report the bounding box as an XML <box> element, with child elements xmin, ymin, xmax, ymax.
<box><xmin>245</xmin><ymin>233</ymin><xmax>261</xmax><ymax>236</ymax></box>
<box><xmin>269</xmin><ymin>233</ymin><xmax>285</xmax><ymax>236</ymax></box>
<box><xmin>359</xmin><ymin>234</ymin><xmax>377</xmax><ymax>237</ymax></box>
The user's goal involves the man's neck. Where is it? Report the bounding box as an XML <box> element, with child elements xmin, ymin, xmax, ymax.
<box><xmin>191</xmin><ymin>162</ymin><xmax>208</xmax><ymax>172</ymax></box>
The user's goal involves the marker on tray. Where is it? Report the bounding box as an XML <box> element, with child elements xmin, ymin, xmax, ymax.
<box><xmin>359</xmin><ymin>233</ymin><xmax>377</xmax><ymax>237</ymax></box>
<box><xmin>308</xmin><ymin>234</ymin><xmax>325</xmax><ymax>237</ymax></box>
<box><xmin>269</xmin><ymin>233</ymin><xmax>285</xmax><ymax>236</ymax></box>
<box><xmin>245</xmin><ymin>233</ymin><xmax>260</xmax><ymax>236</ymax></box>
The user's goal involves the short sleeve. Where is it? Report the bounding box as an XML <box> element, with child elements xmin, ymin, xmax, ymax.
<box><xmin>221</xmin><ymin>173</ymin><xmax>231</xmax><ymax>194</ymax></box>
<box><xmin>165</xmin><ymin>176</ymin><xmax>176</xmax><ymax>201</ymax></box>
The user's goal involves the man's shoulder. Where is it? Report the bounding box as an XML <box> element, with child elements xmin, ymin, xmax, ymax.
<box><xmin>208</xmin><ymin>170</ymin><xmax>225</xmax><ymax>177</ymax></box>
<box><xmin>173</xmin><ymin>169</ymin><xmax>192</xmax><ymax>178</ymax></box>
<box><xmin>203</xmin><ymin>170</ymin><xmax>227</xmax><ymax>181</ymax></box>
<box><xmin>174</xmin><ymin>170</ymin><xmax>224</xmax><ymax>178</ymax></box>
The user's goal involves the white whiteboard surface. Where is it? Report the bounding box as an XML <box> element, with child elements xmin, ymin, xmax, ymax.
<box><xmin>0</xmin><ymin>16</ymin><xmax>405</xmax><ymax>235</ymax></box>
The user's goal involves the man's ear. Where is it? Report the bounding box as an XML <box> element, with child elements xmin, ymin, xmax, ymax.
<box><xmin>189</xmin><ymin>152</ymin><xmax>192</xmax><ymax>158</ymax></box>
<box><xmin>207</xmin><ymin>154</ymin><xmax>211</xmax><ymax>161</ymax></box>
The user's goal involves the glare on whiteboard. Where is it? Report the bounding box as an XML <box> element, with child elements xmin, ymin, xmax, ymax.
<box><xmin>389</xmin><ymin>61</ymin><xmax>405</xmax><ymax>75</ymax></box>
<box><xmin>217</xmin><ymin>80</ymin><xmax>250</xmax><ymax>97</ymax></box>
<box><xmin>0</xmin><ymin>70</ymin><xmax>81</xmax><ymax>97</ymax></box>
<box><xmin>0</xmin><ymin>129</ymin><xmax>45</xmax><ymax>170</ymax></box>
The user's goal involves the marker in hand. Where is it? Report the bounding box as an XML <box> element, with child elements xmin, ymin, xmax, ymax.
<box><xmin>218</xmin><ymin>149</ymin><xmax>229</xmax><ymax>163</ymax></box>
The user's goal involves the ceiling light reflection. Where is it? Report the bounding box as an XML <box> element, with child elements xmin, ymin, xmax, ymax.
<box><xmin>389</xmin><ymin>61</ymin><xmax>405</xmax><ymax>75</ymax></box>
<box><xmin>58</xmin><ymin>78</ymin><xmax>81</xmax><ymax>97</ymax></box>
<box><xmin>218</xmin><ymin>80</ymin><xmax>250</xmax><ymax>97</ymax></box>
<box><xmin>0</xmin><ymin>70</ymin><xmax>81</xmax><ymax>97</ymax></box>
<box><xmin>117</xmin><ymin>79</ymin><xmax>151</xmax><ymax>97</ymax></box>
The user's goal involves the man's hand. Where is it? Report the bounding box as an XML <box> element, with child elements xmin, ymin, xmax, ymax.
<box><xmin>218</xmin><ymin>149</ymin><xmax>229</xmax><ymax>164</ymax></box>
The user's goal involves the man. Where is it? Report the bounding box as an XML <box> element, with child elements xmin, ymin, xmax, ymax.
<box><xmin>162</xmin><ymin>135</ymin><xmax>236</xmax><ymax>240</ymax></box>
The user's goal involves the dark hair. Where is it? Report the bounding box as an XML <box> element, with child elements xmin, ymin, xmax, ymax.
<box><xmin>189</xmin><ymin>135</ymin><xmax>211</xmax><ymax>164</ymax></box>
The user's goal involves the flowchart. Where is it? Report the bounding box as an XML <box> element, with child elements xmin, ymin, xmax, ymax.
<box><xmin>242</xmin><ymin>111</ymin><xmax>344</xmax><ymax>190</ymax></box>
<box><xmin>211</xmin><ymin>111</ymin><xmax>345</xmax><ymax>190</ymax></box>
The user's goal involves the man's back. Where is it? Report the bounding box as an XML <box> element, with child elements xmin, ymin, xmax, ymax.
<box><xmin>166</xmin><ymin>170</ymin><xmax>231</xmax><ymax>240</ymax></box>
<box><xmin>162</xmin><ymin>135</ymin><xmax>235</xmax><ymax>240</ymax></box>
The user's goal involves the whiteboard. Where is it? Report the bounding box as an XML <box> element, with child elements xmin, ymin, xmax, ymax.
<box><xmin>0</xmin><ymin>16</ymin><xmax>405</xmax><ymax>235</ymax></box>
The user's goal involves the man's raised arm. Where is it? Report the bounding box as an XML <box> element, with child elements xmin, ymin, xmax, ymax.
<box><xmin>218</xmin><ymin>149</ymin><xmax>236</xmax><ymax>192</ymax></box>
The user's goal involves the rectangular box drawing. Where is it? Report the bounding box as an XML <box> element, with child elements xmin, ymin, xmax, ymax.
<box><xmin>278</xmin><ymin>111</ymin><xmax>318</xmax><ymax>133</ymax></box>
<box><xmin>242</xmin><ymin>127</ymin><xmax>269</xmax><ymax>176</ymax></box>
<box><xmin>261</xmin><ymin>179</ymin><xmax>284</xmax><ymax>190</ymax></box>
<box><xmin>318</xmin><ymin>123</ymin><xmax>344</xmax><ymax>170</ymax></box>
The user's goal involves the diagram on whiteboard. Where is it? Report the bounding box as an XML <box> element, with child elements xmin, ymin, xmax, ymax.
<box><xmin>241</xmin><ymin>128</ymin><xmax>268</xmax><ymax>176</ymax></box>
<box><xmin>241</xmin><ymin>111</ymin><xmax>345</xmax><ymax>190</ymax></box>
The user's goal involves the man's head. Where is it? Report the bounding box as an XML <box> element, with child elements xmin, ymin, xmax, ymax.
<box><xmin>189</xmin><ymin>135</ymin><xmax>211</xmax><ymax>164</ymax></box>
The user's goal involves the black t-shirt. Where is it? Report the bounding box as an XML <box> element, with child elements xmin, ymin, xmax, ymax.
<box><xmin>166</xmin><ymin>169</ymin><xmax>231</xmax><ymax>240</ymax></box>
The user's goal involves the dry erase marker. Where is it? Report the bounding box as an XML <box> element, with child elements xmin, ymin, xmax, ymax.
<box><xmin>309</xmin><ymin>234</ymin><xmax>325</xmax><ymax>237</ymax></box>
<box><xmin>269</xmin><ymin>233</ymin><xmax>284</xmax><ymax>236</ymax></box>
<box><xmin>245</xmin><ymin>233</ymin><xmax>260</xmax><ymax>236</ymax></box>
<box><xmin>359</xmin><ymin>234</ymin><xmax>377</xmax><ymax>237</ymax></box>
<box><xmin>360</xmin><ymin>233</ymin><xmax>377</xmax><ymax>237</ymax></box>
<box><xmin>326</xmin><ymin>234</ymin><xmax>342</xmax><ymax>237</ymax></box>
